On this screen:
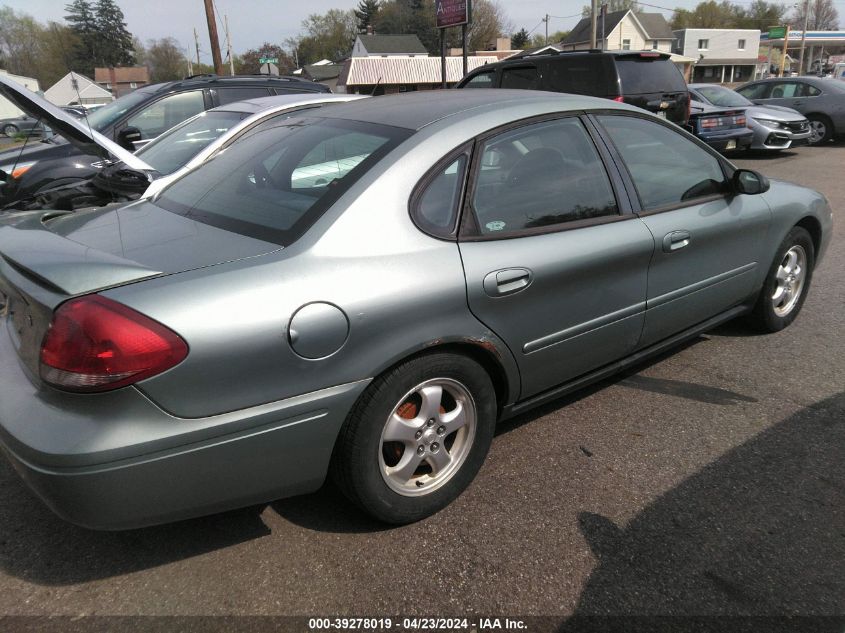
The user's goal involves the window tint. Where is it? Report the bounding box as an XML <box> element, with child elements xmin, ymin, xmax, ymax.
<box><xmin>471</xmin><ymin>118</ymin><xmax>618</xmax><ymax>236</ymax></box>
<box><xmin>463</xmin><ymin>71</ymin><xmax>495</xmax><ymax>88</ymax></box>
<box><xmin>413</xmin><ymin>155</ymin><xmax>468</xmax><ymax>237</ymax></box>
<box><xmin>501</xmin><ymin>66</ymin><xmax>539</xmax><ymax>89</ymax></box>
<box><xmin>216</xmin><ymin>87</ymin><xmax>272</xmax><ymax>105</ymax></box>
<box><xmin>136</xmin><ymin>110</ymin><xmax>247</xmax><ymax>175</ymax></box>
<box><xmin>694</xmin><ymin>85</ymin><xmax>751</xmax><ymax>107</ymax></box>
<box><xmin>156</xmin><ymin>117</ymin><xmax>411</xmax><ymax>245</ymax></box>
<box><xmin>804</xmin><ymin>83</ymin><xmax>821</xmax><ymax>96</ymax></box>
<box><xmin>615</xmin><ymin>58</ymin><xmax>686</xmax><ymax>94</ymax></box>
<box><xmin>736</xmin><ymin>82</ymin><xmax>770</xmax><ymax>100</ymax></box>
<box><xmin>543</xmin><ymin>56</ymin><xmax>613</xmax><ymax>95</ymax></box>
<box><xmin>770</xmin><ymin>82</ymin><xmax>804</xmax><ymax>98</ymax></box>
<box><xmin>125</xmin><ymin>91</ymin><xmax>205</xmax><ymax>140</ymax></box>
<box><xmin>598</xmin><ymin>115</ymin><xmax>726</xmax><ymax>209</ymax></box>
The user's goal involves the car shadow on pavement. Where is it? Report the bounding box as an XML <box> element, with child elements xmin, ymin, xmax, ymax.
<box><xmin>0</xmin><ymin>458</ymin><xmax>272</xmax><ymax>584</ymax></box>
<box><xmin>558</xmin><ymin>391</ymin><xmax>845</xmax><ymax>629</ymax></box>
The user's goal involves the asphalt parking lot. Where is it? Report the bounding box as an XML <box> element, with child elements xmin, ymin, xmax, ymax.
<box><xmin>0</xmin><ymin>143</ymin><xmax>841</xmax><ymax>623</ymax></box>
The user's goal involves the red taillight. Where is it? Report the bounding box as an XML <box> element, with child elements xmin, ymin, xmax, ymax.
<box><xmin>40</xmin><ymin>295</ymin><xmax>188</xmax><ymax>392</ymax></box>
<box><xmin>700</xmin><ymin>117</ymin><xmax>720</xmax><ymax>128</ymax></box>
<box><xmin>613</xmin><ymin>96</ymin><xmax>624</xmax><ymax>102</ymax></box>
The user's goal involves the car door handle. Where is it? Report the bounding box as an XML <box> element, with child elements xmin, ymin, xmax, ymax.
<box><xmin>662</xmin><ymin>230</ymin><xmax>691</xmax><ymax>252</ymax></box>
<box><xmin>482</xmin><ymin>268</ymin><xmax>533</xmax><ymax>297</ymax></box>
<box><xmin>792</xmin><ymin>100</ymin><xmax>802</xmax><ymax>106</ymax></box>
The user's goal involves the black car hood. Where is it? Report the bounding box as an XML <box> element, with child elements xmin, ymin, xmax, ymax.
<box><xmin>0</xmin><ymin>75</ymin><xmax>151</xmax><ymax>169</ymax></box>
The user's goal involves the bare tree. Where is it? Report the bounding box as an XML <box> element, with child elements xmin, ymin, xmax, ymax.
<box><xmin>791</xmin><ymin>0</ymin><xmax>839</xmax><ymax>30</ymax></box>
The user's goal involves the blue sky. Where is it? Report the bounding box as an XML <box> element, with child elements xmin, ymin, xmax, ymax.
<box><xmin>3</xmin><ymin>0</ymin><xmax>832</xmax><ymax>61</ymax></box>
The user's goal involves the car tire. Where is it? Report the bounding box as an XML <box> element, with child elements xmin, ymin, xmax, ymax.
<box><xmin>748</xmin><ymin>226</ymin><xmax>815</xmax><ymax>332</ymax></box>
<box><xmin>2</xmin><ymin>124</ymin><xmax>18</xmax><ymax>137</ymax></box>
<box><xmin>331</xmin><ymin>352</ymin><xmax>497</xmax><ymax>524</ymax></box>
<box><xmin>807</xmin><ymin>114</ymin><xmax>833</xmax><ymax>145</ymax></box>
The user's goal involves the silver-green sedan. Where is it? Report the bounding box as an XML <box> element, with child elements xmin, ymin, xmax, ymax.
<box><xmin>0</xmin><ymin>80</ymin><xmax>832</xmax><ymax>529</ymax></box>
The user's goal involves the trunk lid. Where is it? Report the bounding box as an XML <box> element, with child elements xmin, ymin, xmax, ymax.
<box><xmin>0</xmin><ymin>202</ymin><xmax>281</xmax><ymax>375</ymax></box>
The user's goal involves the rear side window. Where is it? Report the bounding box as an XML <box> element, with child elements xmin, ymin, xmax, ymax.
<box><xmin>463</xmin><ymin>71</ymin><xmax>496</xmax><ymax>88</ymax></box>
<box><xmin>542</xmin><ymin>56</ymin><xmax>615</xmax><ymax>96</ymax></box>
<box><xmin>216</xmin><ymin>87</ymin><xmax>272</xmax><ymax>105</ymax></box>
<box><xmin>501</xmin><ymin>66</ymin><xmax>539</xmax><ymax>90</ymax></box>
<box><xmin>615</xmin><ymin>58</ymin><xmax>686</xmax><ymax>94</ymax></box>
<box><xmin>598</xmin><ymin>115</ymin><xmax>726</xmax><ymax>209</ymax></box>
<box><xmin>412</xmin><ymin>153</ymin><xmax>468</xmax><ymax>238</ymax></box>
<box><xmin>156</xmin><ymin>117</ymin><xmax>411</xmax><ymax>245</ymax></box>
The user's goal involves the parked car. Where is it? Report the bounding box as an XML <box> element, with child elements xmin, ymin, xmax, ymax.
<box><xmin>688</xmin><ymin>108</ymin><xmax>753</xmax><ymax>152</ymax></box>
<box><xmin>24</xmin><ymin>93</ymin><xmax>366</xmax><ymax>210</ymax></box>
<box><xmin>0</xmin><ymin>74</ymin><xmax>331</xmax><ymax>208</ymax></box>
<box><xmin>689</xmin><ymin>83</ymin><xmax>811</xmax><ymax>151</ymax></box>
<box><xmin>457</xmin><ymin>49</ymin><xmax>691</xmax><ymax>126</ymax></box>
<box><xmin>0</xmin><ymin>87</ymin><xmax>831</xmax><ymax>529</ymax></box>
<box><xmin>735</xmin><ymin>76</ymin><xmax>845</xmax><ymax>144</ymax></box>
<box><xmin>0</xmin><ymin>114</ymin><xmax>43</xmax><ymax>137</ymax></box>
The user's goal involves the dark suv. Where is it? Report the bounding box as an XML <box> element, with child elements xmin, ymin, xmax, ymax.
<box><xmin>457</xmin><ymin>50</ymin><xmax>690</xmax><ymax>126</ymax></box>
<box><xmin>0</xmin><ymin>74</ymin><xmax>330</xmax><ymax>207</ymax></box>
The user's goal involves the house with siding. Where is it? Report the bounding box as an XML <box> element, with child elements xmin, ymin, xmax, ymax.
<box><xmin>561</xmin><ymin>10</ymin><xmax>674</xmax><ymax>52</ymax></box>
<box><xmin>673</xmin><ymin>28</ymin><xmax>762</xmax><ymax>83</ymax></box>
<box><xmin>351</xmin><ymin>35</ymin><xmax>429</xmax><ymax>58</ymax></box>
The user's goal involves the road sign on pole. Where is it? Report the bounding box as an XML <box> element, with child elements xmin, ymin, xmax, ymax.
<box><xmin>768</xmin><ymin>26</ymin><xmax>786</xmax><ymax>39</ymax></box>
<box><xmin>259</xmin><ymin>57</ymin><xmax>279</xmax><ymax>64</ymax></box>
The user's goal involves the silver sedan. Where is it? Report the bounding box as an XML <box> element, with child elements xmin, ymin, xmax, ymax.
<box><xmin>689</xmin><ymin>83</ymin><xmax>811</xmax><ymax>150</ymax></box>
<box><xmin>0</xmin><ymin>87</ymin><xmax>832</xmax><ymax>529</ymax></box>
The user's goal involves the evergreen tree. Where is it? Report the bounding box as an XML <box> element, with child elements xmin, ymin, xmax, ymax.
<box><xmin>355</xmin><ymin>0</ymin><xmax>380</xmax><ymax>33</ymax></box>
<box><xmin>511</xmin><ymin>27</ymin><xmax>530</xmax><ymax>49</ymax></box>
<box><xmin>64</xmin><ymin>0</ymin><xmax>97</xmax><ymax>74</ymax></box>
<box><xmin>95</xmin><ymin>0</ymin><xmax>135</xmax><ymax>66</ymax></box>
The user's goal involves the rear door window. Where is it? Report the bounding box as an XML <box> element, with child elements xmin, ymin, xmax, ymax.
<box><xmin>470</xmin><ymin>117</ymin><xmax>618</xmax><ymax>236</ymax></box>
<box><xmin>501</xmin><ymin>66</ymin><xmax>540</xmax><ymax>90</ymax></box>
<box><xmin>736</xmin><ymin>82</ymin><xmax>771</xmax><ymax>100</ymax></box>
<box><xmin>615</xmin><ymin>57</ymin><xmax>686</xmax><ymax>94</ymax></box>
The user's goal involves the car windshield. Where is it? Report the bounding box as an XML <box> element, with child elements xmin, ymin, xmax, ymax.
<box><xmin>155</xmin><ymin>116</ymin><xmax>412</xmax><ymax>245</ymax></box>
<box><xmin>695</xmin><ymin>86</ymin><xmax>752</xmax><ymax>107</ymax></box>
<box><xmin>84</xmin><ymin>89</ymin><xmax>157</xmax><ymax>131</ymax></box>
<box><xmin>136</xmin><ymin>110</ymin><xmax>248</xmax><ymax>175</ymax></box>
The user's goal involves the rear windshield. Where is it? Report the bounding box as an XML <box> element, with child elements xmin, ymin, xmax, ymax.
<box><xmin>136</xmin><ymin>110</ymin><xmax>248</xmax><ymax>175</ymax></box>
<box><xmin>615</xmin><ymin>57</ymin><xmax>686</xmax><ymax>94</ymax></box>
<box><xmin>542</xmin><ymin>56</ymin><xmax>615</xmax><ymax>96</ymax></box>
<box><xmin>155</xmin><ymin>117</ymin><xmax>411</xmax><ymax>245</ymax></box>
<box><xmin>694</xmin><ymin>86</ymin><xmax>751</xmax><ymax>107</ymax></box>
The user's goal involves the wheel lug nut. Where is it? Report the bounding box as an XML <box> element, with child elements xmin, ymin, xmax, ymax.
<box><xmin>427</xmin><ymin>418</ymin><xmax>435</xmax><ymax>427</ymax></box>
<box><xmin>431</xmin><ymin>442</ymin><xmax>439</xmax><ymax>452</ymax></box>
<box><xmin>417</xmin><ymin>445</ymin><xmax>425</xmax><ymax>455</ymax></box>
<box><xmin>415</xmin><ymin>430</ymin><xmax>423</xmax><ymax>439</ymax></box>
<box><xmin>437</xmin><ymin>425</ymin><xmax>446</xmax><ymax>434</ymax></box>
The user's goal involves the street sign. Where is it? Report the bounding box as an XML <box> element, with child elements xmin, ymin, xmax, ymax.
<box><xmin>259</xmin><ymin>57</ymin><xmax>278</xmax><ymax>64</ymax></box>
<box><xmin>768</xmin><ymin>26</ymin><xmax>786</xmax><ymax>39</ymax></box>
<box><xmin>436</xmin><ymin>0</ymin><xmax>471</xmax><ymax>28</ymax></box>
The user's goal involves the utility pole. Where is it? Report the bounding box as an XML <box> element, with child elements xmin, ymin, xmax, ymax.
<box><xmin>194</xmin><ymin>27</ymin><xmax>201</xmax><ymax>66</ymax></box>
<box><xmin>779</xmin><ymin>25</ymin><xmax>790</xmax><ymax>77</ymax></box>
<box><xmin>224</xmin><ymin>14</ymin><xmax>235</xmax><ymax>76</ymax></box>
<box><xmin>203</xmin><ymin>0</ymin><xmax>225</xmax><ymax>75</ymax></box>
<box><xmin>590</xmin><ymin>0</ymin><xmax>598</xmax><ymax>48</ymax></box>
<box><xmin>798</xmin><ymin>0</ymin><xmax>810</xmax><ymax>74</ymax></box>
<box><xmin>544</xmin><ymin>14</ymin><xmax>549</xmax><ymax>45</ymax></box>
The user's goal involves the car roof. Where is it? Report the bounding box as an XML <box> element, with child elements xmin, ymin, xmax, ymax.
<box><xmin>208</xmin><ymin>93</ymin><xmax>364</xmax><ymax>115</ymax></box>
<box><xmin>316</xmin><ymin>89</ymin><xmax>640</xmax><ymax>131</ymax></box>
<box><xmin>146</xmin><ymin>74</ymin><xmax>327</xmax><ymax>94</ymax></box>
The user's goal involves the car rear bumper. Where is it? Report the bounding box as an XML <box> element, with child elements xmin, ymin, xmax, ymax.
<box><xmin>699</xmin><ymin>129</ymin><xmax>754</xmax><ymax>152</ymax></box>
<box><xmin>0</xmin><ymin>328</ymin><xmax>368</xmax><ymax>529</ymax></box>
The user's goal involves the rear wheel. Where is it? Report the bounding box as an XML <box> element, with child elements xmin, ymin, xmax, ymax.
<box><xmin>331</xmin><ymin>353</ymin><xmax>496</xmax><ymax>524</ymax></box>
<box><xmin>2</xmin><ymin>124</ymin><xmax>18</xmax><ymax>137</ymax></box>
<box><xmin>749</xmin><ymin>226</ymin><xmax>814</xmax><ymax>332</ymax></box>
<box><xmin>807</xmin><ymin>114</ymin><xmax>833</xmax><ymax>145</ymax></box>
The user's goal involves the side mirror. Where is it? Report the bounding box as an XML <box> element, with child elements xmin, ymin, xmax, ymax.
<box><xmin>732</xmin><ymin>169</ymin><xmax>770</xmax><ymax>195</ymax></box>
<box><xmin>117</xmin><ymin>126</ymin><xmax>142</xmax><ymax>151</ymax></box>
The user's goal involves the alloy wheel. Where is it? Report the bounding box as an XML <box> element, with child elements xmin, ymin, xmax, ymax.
<box><xmin>772</xmin><ymin>245</ymin><xmax>807</xmax><ymax>317</ymax></box>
